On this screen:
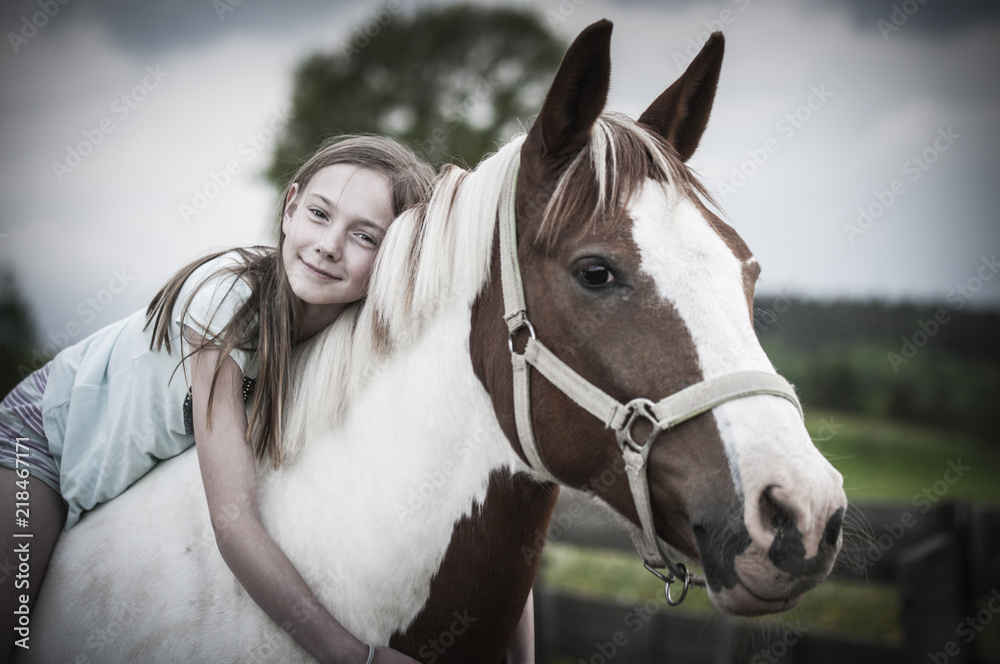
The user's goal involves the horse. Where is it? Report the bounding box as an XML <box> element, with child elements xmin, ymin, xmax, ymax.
<box><xmin>22</xmin><ymin>20</ymin><xmax>847</xmax><ymax>663</ymax></box>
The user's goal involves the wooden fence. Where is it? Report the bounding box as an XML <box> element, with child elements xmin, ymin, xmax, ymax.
<box><xmin>533</xmin><ymin>490</ymin><xmax>1000</xmax><ymax>664</ymax></box>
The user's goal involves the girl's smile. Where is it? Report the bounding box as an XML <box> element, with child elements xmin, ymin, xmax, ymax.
<box><xmin>300</xmin><ymin>258</ymin><xmax>340</xmax><ymax>280</ymax></box>
<box><xmin>281</xmin><ymin>163</ymin><xmax>394</xmax><ymax>338</ymax></box>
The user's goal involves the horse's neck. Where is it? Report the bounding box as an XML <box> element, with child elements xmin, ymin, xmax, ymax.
<box><xmin>258</xmin><ymin>303</ymin><xmax>544</xmax><ymax>645</ymax></box>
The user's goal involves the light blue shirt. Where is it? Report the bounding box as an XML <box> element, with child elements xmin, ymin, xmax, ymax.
<box><xmin>41</xmin><ymin>251</ymin><xmax>259</xmax><ymax>528</ymax></box>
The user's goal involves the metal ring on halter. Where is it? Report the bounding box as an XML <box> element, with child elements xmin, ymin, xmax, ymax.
<box><xmin>507</xmin><ymin>319</ymin><xmax>537</xmax><ymax>354</ymax></box>
<box><xmin>644</xmin><ymin>560</ymin><xmax>691</xmax><ymax>606</ymax></box>
<box><xmin>618</xmin><ymin>398</ymin><xmax>660</xmax><ymax>452</ymax></box>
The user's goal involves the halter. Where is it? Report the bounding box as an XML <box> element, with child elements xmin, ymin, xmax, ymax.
<box><xmin>496</xmin><ymin>156</ymin><xmax>804</xmax><ymax>606</ymax></box>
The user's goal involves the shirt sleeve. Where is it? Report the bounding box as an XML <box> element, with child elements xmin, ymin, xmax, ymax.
<box><xmin>174</xmin><ymin>252</ymin><xmax>258</xmax><ymax>378</ymax></box>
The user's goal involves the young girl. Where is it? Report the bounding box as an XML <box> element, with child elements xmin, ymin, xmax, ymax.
<box><xmin>0</xmin><ymin>134</ymin><xmax>534</xmax><ymax>663</ymax></box>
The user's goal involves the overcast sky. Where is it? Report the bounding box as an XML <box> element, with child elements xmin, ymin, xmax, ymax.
<box><xmin>2</xmin><ymin>0</ymin><xmax>998</xmax><ymax>355</ymax></box>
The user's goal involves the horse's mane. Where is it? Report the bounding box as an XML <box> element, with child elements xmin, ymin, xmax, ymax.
<box><xmin>533</xmin><ymin>112</ymin><xmax>703</xmax><ymax>248</ymax></box>
<box><xmin>280</xmin><ymin>135</ymin><xmax>524</xmax><ymax>459</ymax></box>
<box><xmin>281</xmin><ymin>114</ymin><xmax>710</xmax><ymax>462</ymax></box>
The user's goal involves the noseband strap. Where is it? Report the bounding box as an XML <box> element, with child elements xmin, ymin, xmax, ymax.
<box><xmin>497</xmin><ymin>157</ymin><xmax>804</xmax><ymax>603</ymax></box>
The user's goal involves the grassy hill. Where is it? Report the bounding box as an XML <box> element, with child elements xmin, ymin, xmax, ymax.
<box><xmin>753</xmin><ymin>298</ymin><xmax>1000</xmax><ymax>440</ymax></box>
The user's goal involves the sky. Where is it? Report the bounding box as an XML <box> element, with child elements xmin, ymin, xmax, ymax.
<box><xmin>1</xmin><ymin>0</ymin><xmax>999</xmax><ymax>359</ymax></box>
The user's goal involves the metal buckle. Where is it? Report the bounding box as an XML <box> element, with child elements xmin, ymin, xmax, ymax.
<box><xmin>507</xmin><ymin>319</ymin><xmax>536</xmax><ymax>355</ymax></box>
<box><xmin>644</xmin><ymin>560</ymin><xmax>691</xmax><ymax>606</ymax></box>
<box><xmin>618</xmin><ymin>398</ymin><xmax>660</xmax><ymax>452</ymax></box>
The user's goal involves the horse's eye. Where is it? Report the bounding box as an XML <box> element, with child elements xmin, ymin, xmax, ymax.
<box><xmin>576</xmin><ymin>264</ymin><xmax>616</xmax><ymax>289</ymax></box>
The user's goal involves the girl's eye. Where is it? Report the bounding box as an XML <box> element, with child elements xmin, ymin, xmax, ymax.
<box><xmin>576</xmin><ymin>263</ymin><xmax>616</xmax><ymax>289</ymax></box>
<box><xmin>356</xmin><ymin>233</ymin><xmax>377</xmax><ymax>247</ymax></box>
<box><xmin>309</xmin><ymin>207</ymin><xmax>327</xmax><ymax>220</ymax></box>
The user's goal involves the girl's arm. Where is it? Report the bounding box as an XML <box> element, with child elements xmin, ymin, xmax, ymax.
<box><xmin>505</xmin><ymin>589</ymin><xmax>535</xmax><ymax>664</ymax></box>
<box><xmin>190</xmin><ymin>341</ymin><xmax>418</xmax><ymax>664</ymax></box>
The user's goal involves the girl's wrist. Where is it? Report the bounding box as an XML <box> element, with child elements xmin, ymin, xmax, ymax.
<box><xmin>320</xmin><ymin>633</ymin><xmax>370</xmax><ymax>664</ymax></box>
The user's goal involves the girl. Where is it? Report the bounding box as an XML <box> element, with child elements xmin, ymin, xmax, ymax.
<box><xmin>0</xmin><ymin>134</ymin><xmax>534</xmax><ymax>663</ymax></box>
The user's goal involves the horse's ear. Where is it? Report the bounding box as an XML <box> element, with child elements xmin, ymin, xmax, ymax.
<box><xmin>525</xmin><ymin>19</ymin><xmax>612</xmax><ymax>162</ymax></box>
<box><xmin>639</xmin><ymin>32</ymin><xmax>724</xmax><ymax>162</ymax></box>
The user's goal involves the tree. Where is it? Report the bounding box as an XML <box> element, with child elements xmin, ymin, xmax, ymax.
<box><xmin>0</xmin><ymin>271</ymin><xmax>37</xmax><ymax>396</ymax></box>
<box><xmin>266</xmin><ymin>5</ymin><xmax>565</xmax><ymax>187</ymax></box>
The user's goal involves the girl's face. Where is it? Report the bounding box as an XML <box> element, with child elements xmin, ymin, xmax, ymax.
<box><xmin>281</xmin><ymin>164</ymin><xmax>394</xmax><ymax>324</ymax></box>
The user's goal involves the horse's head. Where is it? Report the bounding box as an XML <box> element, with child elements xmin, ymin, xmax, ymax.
<box><xmin>472</xmin><ymin>20</ymin><xmax>846</xmax><ymax>616</ymax></box>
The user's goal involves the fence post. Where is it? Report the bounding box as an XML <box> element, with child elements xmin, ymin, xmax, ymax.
<box><xmin>898</xmin><ymin>531</ymin><xmax>967</xmax><ymax>664</ymax></box>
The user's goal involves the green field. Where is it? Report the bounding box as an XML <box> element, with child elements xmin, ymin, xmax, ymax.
<box><xmin>539</xmin><ymin>408</ymin><xmax>1000</xmax><ymax>656</ymax></box>
<box><xmin>804</xmin><ymin>408</ymin><xmax>1000</xmax><ymax>506</ymax></box>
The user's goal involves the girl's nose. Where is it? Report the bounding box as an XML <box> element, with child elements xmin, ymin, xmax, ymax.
<box><xmin>317</xmin><ymin>227</ymin><xmax>344</xmax><ymax>260</ymax></box>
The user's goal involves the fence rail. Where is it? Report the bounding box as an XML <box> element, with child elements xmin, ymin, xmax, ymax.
<box><xmin>533</xmin><ymin>490</ymin><xmax>1000</xmax><ymax>664</ymax></box>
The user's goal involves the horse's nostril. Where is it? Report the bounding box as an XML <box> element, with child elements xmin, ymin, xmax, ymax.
<box><xmin>760</xmin><ymin>486</ymin><xmax>794</xmax><ymax>532</ymax></box>
<box><xmin>823</xmin><ymin>507</ymin><xmax>845</xmax><ymax>549</ymax></box>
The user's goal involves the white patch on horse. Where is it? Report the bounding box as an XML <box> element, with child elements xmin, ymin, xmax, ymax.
<box><xmin>629</xmin><ymin>180</ymin><xmax>843</xmax><ymax>560</ymax></box>
<box><xmin>261</xmin><ymin>304</ymin><xmax>519</xmax><ymax>642</ymax></box>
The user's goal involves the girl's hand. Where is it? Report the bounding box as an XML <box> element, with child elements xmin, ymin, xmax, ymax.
<box><xmin>373</xmin><ymin>646</ymin><xmax>422</xmax><ymax>664</ymax></box>
<box><xmin>504</xmin><ymin>588</ymin><xmax>535</xmax><ymax>664</ymax></box>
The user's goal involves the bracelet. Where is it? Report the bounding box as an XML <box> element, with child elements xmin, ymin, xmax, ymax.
<box><xmin>365</xmin><ymin>643</ymin><xmax>375</xmax><ymax>664</ymax></box>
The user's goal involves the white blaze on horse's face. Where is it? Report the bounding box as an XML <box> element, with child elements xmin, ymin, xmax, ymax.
<box><xmin>630</xmin><ymin>180</ymin><xmax>847</xmax><ymax>611</ymax></box>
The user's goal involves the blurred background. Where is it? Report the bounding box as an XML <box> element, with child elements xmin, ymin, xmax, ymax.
<box><xmin>1</xmin><ymin>0</ymin><xmax>998</xmax><ymax>661</ymax></box>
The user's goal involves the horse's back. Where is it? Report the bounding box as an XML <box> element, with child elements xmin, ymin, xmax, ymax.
<box><xmin>19</xmin><ymin>451</ymin><xmax>307</xmax><ymax>663</ymax></box>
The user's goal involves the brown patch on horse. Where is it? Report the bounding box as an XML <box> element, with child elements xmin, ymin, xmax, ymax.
<box><xmin>388</xmin><ymin>470</ymin><xmax>558</xmax><ymax>662</ymax></box>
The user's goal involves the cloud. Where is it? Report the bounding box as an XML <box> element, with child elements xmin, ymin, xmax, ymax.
<box><xmin>604</xmin><ymin>0</ymin><xmax>1000</xmax><ymax>39</ymax></box>
<box><xmin>827</xmin><ymin>0</ymin><xmax>1000</xmax><ymax>38</ymax></box>
<box><xmin>1</xmin><ymin>0</ymin><xmax>999</xmax><ymax>348</ymax></box>
<box><xmin>2</xmin><ymin>0</ymin><xmax>352</xmax><ymax>58</ymax></box>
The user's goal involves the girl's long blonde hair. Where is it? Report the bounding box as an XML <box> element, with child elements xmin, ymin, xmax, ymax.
<box><xmin>144</xmin><ymin>135</ymin><xmax>435</xmax><ymax>467</ymax></box>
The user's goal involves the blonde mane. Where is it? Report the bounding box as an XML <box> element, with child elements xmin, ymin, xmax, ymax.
<box><xmin>280</xmin><ymin>136</ymin><xmax>526</xmax><ymax>460</ymax></box>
